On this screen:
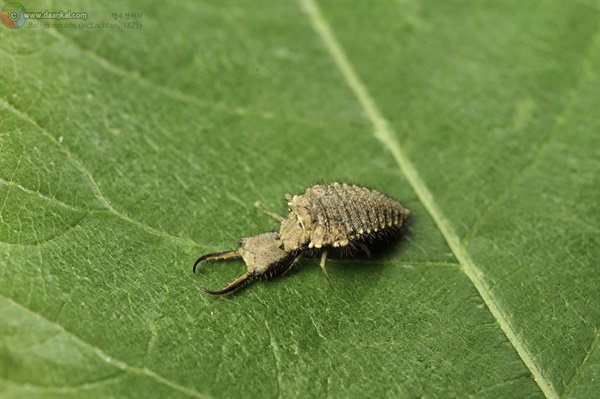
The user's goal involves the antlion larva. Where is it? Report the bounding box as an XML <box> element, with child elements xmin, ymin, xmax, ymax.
<box><xmin>193</xmin><ymin>183</ymin><xmax>410</xmax><ymax>295</ymax></box>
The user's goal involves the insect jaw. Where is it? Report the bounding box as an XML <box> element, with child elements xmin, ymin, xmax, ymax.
<box><xmin>199</xmin><ymin>272</ymin><xmax>253</xmax><ymax>296</ymax></box>
<box><xmin>194</xmin><ymin>232</ymin><xmax>299</xmax><ymax>295</ymax></box>
<box><xmin>194</xmin><ymin>250</ymin><xmax>254</xmax><ymax>295</ymax></box>
<box><xmin>193</xmin><ymin>250</ymin><xmax>240</xmax><ymax>273</ymax></box>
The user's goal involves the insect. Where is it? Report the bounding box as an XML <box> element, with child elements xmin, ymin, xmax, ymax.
<box><xmin>194</xmin><ymin>183</ymin><xmax>410</xmax><ymax>295</ymax></box>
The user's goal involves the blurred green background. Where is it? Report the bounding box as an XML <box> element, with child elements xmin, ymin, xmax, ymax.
<box><xmin>1</xmin><ymin>1</ymin><xmax>598</xmax><ymax>398</ymax></box>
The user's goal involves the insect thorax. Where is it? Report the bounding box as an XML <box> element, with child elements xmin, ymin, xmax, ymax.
<box><xmin>280</xmin><ymin>211</ymin><xmax>311</xmax><ymax>252</ymax></box>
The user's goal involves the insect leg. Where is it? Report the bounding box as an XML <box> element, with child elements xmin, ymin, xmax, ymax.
<box><xmin>319</xmin><ymin>250</ymin><xmax>333</xmax><ymax>289</ymax></box>
<box><xmin>254</xmin><ymin>201</ymin><xmax>284</xmax><ymax>222</ymax></box>
<box><xmin>200</xmin><ymin>272</ymin><xmax>252</xmax><ymax>295</ymax></box>
<box><xmin>282</xmin><ymin>253</ymin><xmax>304</xmax><ymax>276</ymax></box>
<box><xmin>193</xmin><ymin>250</ymin><xmax>239</xmax><ymax>273</ymax></box>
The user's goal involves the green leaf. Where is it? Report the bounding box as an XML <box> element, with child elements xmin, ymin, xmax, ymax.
<box><xmin>1</xmin><ymin>1</ymin><xmax>598</xmax><ymax>398</ymax></box>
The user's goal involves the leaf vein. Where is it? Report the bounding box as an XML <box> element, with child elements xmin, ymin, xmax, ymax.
<box><xmin>45</xmin><ymin>28</ymin><xmax>364</xmax><ymax>133</ymax></box>
<box><xmin>2</xmin><ymin>369</ymin><xmax>128</xmax><ymax>391</ymax></box>
<box><xmin>0</xmin><ymin>152</ymin><xmax>24</xmax><ymax>227</ymax></box>
<box><xmin>0</xmin><ymin>178</ymin><xmax>89</xmax><ymax>214</ymax></box>
<box><xmin>299</xmin><ymin>1</ymin><xmax>558</xmax><ymax>397</ymax></box>
<box><xmin>460</xmin><ymin>31</ymin><xmax>600</xmax><ymax>245</ymax></box>
<box><xmin>263</xmin><ymin>318</ymin><xmax>283</xmax><ymax>399</ymax></box>
<box><xmin>0</xmin><ymin>98</ymin><xmax>111</xmax><ymax>210</ymax></box>
<box><xmin>561</xmin><ymin>331</ymin><xmax>600</xmax><ymax>399</ymax></box>
<box><xmin>0</xmin><ymin>175</ymin><xmax>203</xmax><ymax>249</ymax></box>
<box><xmin>400</xmin><ymin>0</ymin><xmax>484</xmax><ymax>146</ymax></box>
<box><xmin>55</xmin><ymin>277</ymin><xmax>81</xmax><ymax>324</ymax></box>
<box><xmin>1</xmin><ymin>295</ymin><xmax>211</xmax><ymax>399</ymax></box>
<box><xmin>0</xmin><ymin>120</ymin><xmax>204</xmax><ymax>251</ymax></box>
<box><xmin>0</xmin><ymin>246</ymin><xmax>9</xmax><ymax>283</ymax></box>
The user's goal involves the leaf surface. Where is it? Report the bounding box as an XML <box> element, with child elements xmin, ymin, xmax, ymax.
<box><xmin>1</xmin><ymin>1</ymin><xmax>598</xmax><ymax>398</ymax></box>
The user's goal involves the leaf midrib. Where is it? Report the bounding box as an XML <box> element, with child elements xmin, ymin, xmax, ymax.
<box><xmin>298</xmin><ymin>0</ymin><xmax>560</xmax><ymax>398</ymax></box>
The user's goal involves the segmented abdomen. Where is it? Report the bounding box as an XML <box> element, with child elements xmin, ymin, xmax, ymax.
<box><xmin>298</xmin><ymin>183</ymin><xmax>409</xmax><ymax>248</ymax></box>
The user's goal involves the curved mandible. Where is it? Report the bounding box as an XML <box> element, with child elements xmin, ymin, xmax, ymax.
<box><xmin>194</xmin><ymin>249</ymin><xmax>252</xmax><ymax>295</ymax></box>
<box><xmin>193</xmin><ymin>250</ymin><xmax>240</xmax><ymax>273</ymax></box>
<box><xmin>199</xmin><ymin>272</ymin><xmax>253</xmax><ymax>295</ymax></box>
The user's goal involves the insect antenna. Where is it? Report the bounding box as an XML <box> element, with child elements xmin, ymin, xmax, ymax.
<box><xmin>199</xmin><ymin>272</ymin><xmax>252</xmax><ymax>295</ymax></box>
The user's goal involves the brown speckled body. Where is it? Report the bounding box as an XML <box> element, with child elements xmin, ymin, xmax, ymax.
<box><xmin>280</xmin><ymin>183</ymin><xmax>409</xmax><ymax>251</ymax></box>
<box><xmin>194</xmin><ymin>183</ymin><xmax>409</xmax><ymax>295</ymax></box>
